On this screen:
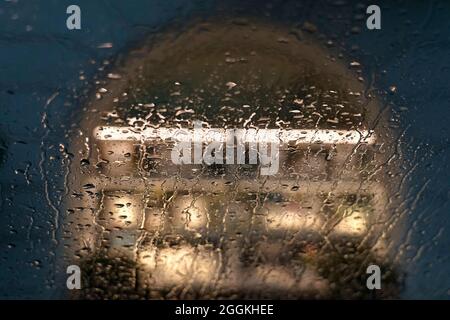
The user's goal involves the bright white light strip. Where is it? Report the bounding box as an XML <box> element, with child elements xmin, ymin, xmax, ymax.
<box><xmin>94</xmin><ymin>126</ymin><xmax>376</xmax><ymax>145</ymax></box>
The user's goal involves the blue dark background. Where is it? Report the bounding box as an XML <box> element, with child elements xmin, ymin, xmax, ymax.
<box><xmin>0</xmin><ymin>0</ymin><xmax>448</xmax><ymax>299</ymax></box>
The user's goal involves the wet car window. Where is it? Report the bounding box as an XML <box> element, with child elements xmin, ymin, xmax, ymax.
<box><xmin>0</xmin><ymin>0</ymin><xmax>449</xmax><ymax>301</ymax></box>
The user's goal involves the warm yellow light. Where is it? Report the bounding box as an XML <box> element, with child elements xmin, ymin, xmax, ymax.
<box><xmin>333</xmin><ymin>208</ymin><xmax>367</xmax><ymax>236</ymax></box>
<box><xmin>94</xmin><ymin>126</ymin><xmax>376</xmax><ymax>145</ymax></box>
<box><xmin>139</xmin><ymin>245</ymin><xmax>219</xmax><ymax>288</ymax></box>
<box><xmin>100</xmin><ymin>193</ymin><xmax>143</xmax><ymax>229</ymax></box>
<box><xmin>171</xmin><ymin>196</ymin><xmax>208</xmax><ymax>231</ymax></box>
<box><xmin>265</xmin><ymin>203</ymin><xmax>324</xmax><ymax>232</ymax></box>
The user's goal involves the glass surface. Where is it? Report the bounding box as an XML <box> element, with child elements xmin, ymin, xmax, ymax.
<box><xmin>0</xmin><ymin>0</ymin><xmax>449</xmax><ymax>299</ymax></box>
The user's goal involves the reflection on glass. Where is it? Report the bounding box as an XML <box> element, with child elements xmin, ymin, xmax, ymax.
<box><xmin>63</xmin><ymin>19</ymin><xmax>401</xmax><ymax>300</ymax></box>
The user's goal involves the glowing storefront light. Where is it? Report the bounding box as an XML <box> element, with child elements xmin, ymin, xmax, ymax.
<box><xmin>171</xmin><ymin>196</ymin><xmax>209</xmax><ymax>231</ymax></box>
<box><xmin>99</xmin><ymin>193</ymin><xmax>143</xmax><ymax>230</ymax></box>
<box><xmin>94</xmin><ymin>126</ymin><xmax>376</xmax><ymax>145</ymax></box>
<box><xmin>62</xmin><ymin>18</ymin><xmax>399</xmax><ymax>298</ymax></box>
<box><xmin>139</xmin><ymin>245</ymin><xmax>220</xmax><ymax>288</ymax></box>
<box><xmin>246</xmin><ymin>265</ymin><xmax>329</xmax><ymax>295</ymax></box>
<box><xmin>332</xmin><ymin>208</ymin><xmax>368</xmax><ymax>236</ymax></box>
<box><xmin>265</xmin><ymin>202</ymin><xmax>325</xmax><ymax>232</ymax></box>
